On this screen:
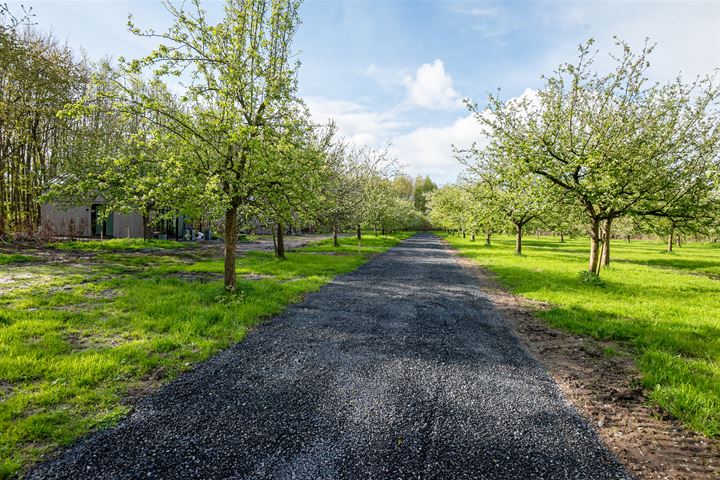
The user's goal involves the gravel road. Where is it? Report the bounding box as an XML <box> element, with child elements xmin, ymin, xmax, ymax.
<box><xmin>30</xmin><ymin>233</ymin><xmax>630</xmax><ymax>479</ymax></box>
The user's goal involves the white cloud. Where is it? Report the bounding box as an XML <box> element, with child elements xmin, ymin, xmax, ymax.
<box><xmin>304</xmin><ymin>96</ymin><xmax>406</xmax><ymax>145</ymax></box>
<box><xmin>364</xmin><ymin>63</ymin><xmax>378</xmax><ymax>76</ymax></box>
<box><xmin>507</xmin><ymin>87</ymin><xmax>540</xmax><ymax>111</ymax></box>
<box><xmin>453</xmin><ymin>3</ymin><xmax>516</xmax><ymax>42</ymax></box>
<box><xmin>363</xmin><ymin>63</ymin><xmax>408</xmax><ymax>91</ymax></box>
<box><xmin>402</xmin><ymin>59</ymin><xmax>463</xmax><ymax>111</ymax></box>
<box><xmin>305</xmin><ymin>93</ymin><xmax>485</xmax><ymax>184</ymax></box>
<box><xmin>306</xmin><ymin>84</ymin><xmax>547</xmax><ymax>185</ymax></box>
<box><xmin>461</xmin><ymin>7</ymin><xmax>498</xmax><ymax>18</ymax></box>
<box><xmin>390</xmin><ymin>114</ymin><xmax>488</xmax><ymax>184</ymax></box>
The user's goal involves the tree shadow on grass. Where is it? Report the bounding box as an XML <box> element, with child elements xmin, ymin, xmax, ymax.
<box><xmin>482</xmin><ymin>263</ymin><xmax>720</xmax><ymax>358</ymax></box>
<box><xmin>613</xmin><ymin>257</ymin><xmax>720</xmax><ymax>278</ymax></box>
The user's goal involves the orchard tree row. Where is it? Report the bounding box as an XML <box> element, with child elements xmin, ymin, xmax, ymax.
<box><xmin>430</xmin><ymin>39</ymin><xmax>720</xmax><ymax>276</ymax></box>
<box><xmin>0</xmin><ymin>0</ymin><xmax>426</xmax><ymax>291</ymax></box>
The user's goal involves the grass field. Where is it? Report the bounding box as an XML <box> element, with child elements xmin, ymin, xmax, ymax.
<box><xmin>49</xmin><ymin>238</ymin><xmax>196</xmax><ymax>251</ymax></box>
<box><xmin>443</xmin><ymin>233</ymin><xmax>720</xmax><ymax>438</ymax></box>
<box><xmin>0</xmin><ymin>232</ymin><xmax>410</xmax><ymax>477</ymax></box>
<box><xmin>0</xmin><ymin>254</ymin><xmax>36</xmax><ymax>265</ymax></box>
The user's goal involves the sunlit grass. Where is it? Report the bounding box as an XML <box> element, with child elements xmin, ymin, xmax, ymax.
<box><xmin>0</xmin><ymin>232</ymin><xmax>409</xmax><ymax>477</ymax></box>
<box><xmin>49</xmin><ymin>238</ymin><xmax>196</xmax><ymax>251</ymax></box>
<box><xmin>300</xmin><ymin>231</ymin><xmax>415</xmax><ymax>255</ymax></box>
<box><xmin>443</xmin><ymin>233</ymin><xmax>720</xmax><ymax>438</ymax></box>
<box><xmin>0</xmin><ymin>253</ymin><xmax>36</xmax><ymax>265</ymax></box>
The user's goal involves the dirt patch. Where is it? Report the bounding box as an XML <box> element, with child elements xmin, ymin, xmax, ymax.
<box><xmin>170</xmin><ymin>271</ymin><xmax>224</xmax><ymax>283</ymax></box>
<box><xmin>292</xmin><ymin>251</ymin><xmax>353</xmax><ymax>256</ymax></box>
<box><xmin>170</xmin><ymin>272</ymin><xmax>275</xmax><ymax>282</ymax></box>
<box><xmin>52</xmin><ymin>303</ymin><xmax>97</xmax><ymax>312</ymax></box>
<box><xmin>242</xmin><ymin>273</ymin><xmax>274</xmax><ymax>280</ymax></box>
<box><xmin>65</xmin><ymin>332</ymin><xmax>127</xmax><ymax>351</ymax></box>
<box><xmin>0</xmin><ymin>380</ymin><xmax>14</xmax><ymax>399</ymax></box>
<box><xmin>0</xmin><ymin>272</ymin><xmax>34</xmax><ymax>285</ymax></box>
<box><xmin>123</xmin><ymin>381</ymin><xmax>158</xmax><ymax>406</ymax></box>
<box><xmin>48</xmin><ymin>285</ymin><xmax>75</xmax><ymax>293</ymax></box>
<box><xmin>195</xmin><ymin>233</ymin><xmax>351</xmax><ymax>254</ymax></box>
<box><xmin>122</xmin><ymin>366</ymin><xmax>175</xmax><ymax>406</ymax></box>
<box><xmin>32</xmin><ymin>249</ymin><xmax>97</xmax><ymax>264</ymax></box>
<box><xmin>84</xmin><ymin>289</ymin><xmax>120</xmax><ymax>300</ymax></box>
<box><xmin>451</xmin><ymin>249</ymin><xmax>720</xmax><ymax>480</ymax></box>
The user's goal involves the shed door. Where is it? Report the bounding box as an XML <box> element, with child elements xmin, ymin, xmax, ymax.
<box><xmin>91</xmin><ymin>205</ymin><xmax>114</xmax><ymax>238</ymax></box>
<box><xmin>104</xmin><ymin>213</ymin><xmax>114</xmax><ymax>238</ymax></box>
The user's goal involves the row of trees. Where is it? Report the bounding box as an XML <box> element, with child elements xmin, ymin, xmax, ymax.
<box><xmin>431</xmin><ymin>39</ymin><xmax>720</xmax><ymax>275</ymax></box>
<box><xmin>0</xmin><ymin>5</ymin><xmax>88</xmax><ymax>235</ymax></box>
<box><xmin>1</xmin><ymin>0</ymin><xmax>425</xmax><ymax>290</ymax></box>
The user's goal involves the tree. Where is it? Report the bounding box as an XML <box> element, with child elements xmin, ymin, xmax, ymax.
<box><xmin>459</xmin><ymin>143</ymin><xmax>557</xmax><ymax>255</ymax></box>
<box><xmin>636</xmin><ymin>154</ymin><xmax>719</xmax><ymax>252</ymax></box>
<box><xmin>463</xmin><ymin>182</ymin><xmax>504</xmax><ymax>246</ymax></box>
<box><xmin>392</xmin><ymin>175</ymin><xmax>414</xmax><ymax>201</ymax></box>
<box><xmin>471</xmin><ymin>39</ymin><xmax>720</xmax><ymax>274</ymax></box>
<box><xmin>314</xmin><ymin>134</ymin><xmax>387</xmax><ymax>246</ymax></box>
<box><xmin>610</xmin><ymin>216</ymin><xmax>639</xmax><ymax>243</ymax></box>
<box><xmin>362</xmin><ymin>172</ymin><xmax>422</xmax><ymax>235</ymax></box>
<box><xmin>427</xmin><ymin>185</ymin><xmax>473</xmax><ymax>237</ymax></box>
<box><xmin>47</xmin><ymin>63</ymin><xmax>192</xmax><ymax>239</ymax></box>
<box><xmin>115</xmin><ymin>0</ymin><xmax>303</xmax><ymax>290</ymax></box>
<box><xmin>539</xmin><ymin>198</ymin><xmax>586</xmax><ymax>243</ymax></box>
<box><xmin>0</xmin><ymin>5</ymin><xmax>88</xmax><ymax>236</ymax></box>
<box><xmin>250</xmin><ymin>118</ymin><xmax>329</xmax><ymax>258</ymax></box>
<box><xmin>413</xmin><ymin>175</ymin><xmax>438</xmax><ymax>214</ymax></box>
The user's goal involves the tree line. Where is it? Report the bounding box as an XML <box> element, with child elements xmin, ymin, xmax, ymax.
<box><xmin>0</xmin><ymin>4</ymin><xmax>88</xmax><ymax>235</ymax></box>
<box><xmin>430</xmin><ymin>39</ymin><xmax>720</xmax><ymax>276</ymax></box>
<box><xmin>0</xmin><ymin>0</ymin><xmax>433</xmax><ymax>291</ymax></box>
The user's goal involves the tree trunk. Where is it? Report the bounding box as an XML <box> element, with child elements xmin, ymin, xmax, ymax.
<box><xmin>276</xmin><ymin>222</ymin><xmax>285</xmax><ymax>259</ymax></box>
<box><xmin>588</xmin><ymin>218</ymin><xmax>601</xmax><ymax>275</ymax></box>
<box><xmin>373</xmin><ymin>225</ymin><xmax>377</xmax><ymax>237</ymax></box>
<box><xmin>560</xmin><ymin>232</ymin><xmax>564</xmax><ymax>243</ymax></box>
<box><xmin>333</xmin><ymin>226</ymin><xmax>339</xmax><ymax>247</ymax></box>
<box><xmin>485</xmin><ymin>232</ymin><xmax>491</xmax><ymax>246</ymax></box>
<box><xmin>462</xmin><ymin>229</ymin><xmax>466</xmax><ymax>238</ymax></box>
<box><xmin>470</xmin><ymin>232</ymin><xmax>475</xmax><ymax>241</ymax></box>
<box><xmin>515</xmin><ymin>223</ymin><xmax>523</xmax><ymax>255</ymax></box>
<box><xmin>142</xmin><ymin>214</ymin><xmax>151</xmax><ymax>240</ymax></box>
<box><xmin>356</xmin><ymin>225</ymin><xmax>361</xmax><ymax>240</ymax></box>
<box><xmin>676</xmin><ymin>235</ymin><xmax>681</xmax><ymax>247</ymax></box>
<box><xmin>601</xmin><ymin>218</ymin><xmax>612</xmax><ymax>266</ymax></box>
<box><xmin>667</xmin><ymin>228</ymin><xmax>674</xmax><ymax>253</ymax></box>
<box><xmin>223</xmin><ymin>206</ymin><xmax>238</xmax><ymax>290</ymax></box>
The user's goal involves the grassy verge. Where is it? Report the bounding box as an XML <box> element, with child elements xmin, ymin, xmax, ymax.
<box><xmin>48</xmin><ymin>238</ymin><xmax>195</xmax><ymax>251</ymax></box>
<box><xmin>442</xmin><ymin>233</ymin><xmax>720</xmax><ymax>438</ymax></box>
<box><xmin>0</xmin><ymin>232</ymin><xmax>410</xmax><ymax>477</ymax></box>
<box><xmin>301</xmin><ymin>231</ymin><xmax>415</xmax><ymax>255</ymax></box>
<box><xmin>0</xmin><ymin>254</ymin><xmax>36</xmax><ymax>265</ymax></box>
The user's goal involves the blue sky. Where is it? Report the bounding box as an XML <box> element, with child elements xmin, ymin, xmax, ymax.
<box><xmin>12</xmin><ymin>0</ymin><xmax>720</xmax><ymax>183</ymax></box>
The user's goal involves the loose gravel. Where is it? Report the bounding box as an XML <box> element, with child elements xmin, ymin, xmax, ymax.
<box><xmin>29</xmin><ymin>233</ymin><xmax>631</xmax><ymax>479</ymax></box>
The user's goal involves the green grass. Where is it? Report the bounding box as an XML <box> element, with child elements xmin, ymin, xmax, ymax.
<box><xmin>443</xmin><ymin>233</ymin><xmax>720</xmax><ymax>438</ymax></box>
<box><xmin>0</xmin><ymin>254</ymin><xmax>36</xmax><ymax>265</ymax></box>
<box><xmin>300</xmin><ymin>231</ymin><xmax>416</xmax><ymax>255</ymax></box>
<box><xmin>0</xmin><ymin>232</ymin><xmax>410</xmax><ymax>478</ymax></box>
<box><xmin>49</xmin><ymin>238</ymin><xmax>195</xmax><ymax>251</ymax></box>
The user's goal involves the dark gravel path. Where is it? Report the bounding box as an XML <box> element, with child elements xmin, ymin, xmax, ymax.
<box><xmin>30</xmin><ymin>233</ymin><xmax>630</xmax><ymax>480</ymax></box>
